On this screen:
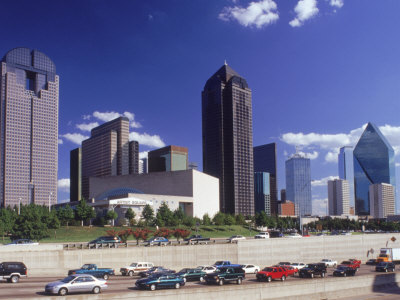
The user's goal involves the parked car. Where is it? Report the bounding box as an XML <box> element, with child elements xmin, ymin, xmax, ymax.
<box><xmin>333</xmin><ymin>266</ymin><xmax>356</xmax><ymax>277</ymax></box>
<box><xmin>88</xmin><ymin>236</ymin><xmax>121</xmax><ymax>244</ymax></box>
<box><xmin>205</xmin><ymin>267</ymin><xmax>245</xmax><ymax>285</ymax></box>
<box><xmin>254</xmin><ymin>232</ymin><xmax>270</xmax><ymax>239</ymax></box>
<box><xmin>45</xmin><ymin>274</ymin><xmax>107</xmax><ymax>296</ymax></box>
<box><xmin>196</xmin><ymin>266</ymin><xmax>218</xmax><ymax>274</ymax></box>
<box><xmin>256</xmin><ymin>267</ymin><xmax>288</xmax><ymax>282</ymax></box>
<box><xmin>135</xmin><ymin>273</ymin><xmax>184</xmax><ymax>291</ymax></box>
<box><xmin>213</xmin><ymin>261</ymin><xmax>242</xmax><ymax>268</ymax></box>
<box><xmin>285</xmin><ymin>233</ymin><xmax>302</xmax><ymax>238</ymax></box>
<box><xmin>228</xmin><ymin>235</ymin><xmax>246</xmax><ymax>242</ymax></box>
<box><xmin>277</xmin><ymin>262</ymin><xmax>291</xmax><ymax>266</ymax></box>
<box><xmin>120</xmin><ymin>262</ymin><xmax>154</xmax><ymax>276</ymax></box>
<box><xmin>348</xmin><ymin>259</ymin><xmax>361</xmax><ymax>268</ymax></box>
<box><xmin>176</xmin><ymin>268</ymin><xmax>206</xmax><ymax>282</ymax></box>
<box><xmin>290</xmin><ymin>263</ymin><xmax>306</xmax><ymax>270</ymax></box>
<box><xmin>366</xmin><ymin>259</ymin><xmax>377</xmax><ymax>265</ymax></box>
<box><xmin>5</xmin><ymin>239</ymin><xmax>39</xmax><ymax>246</ymax></box>
<box><xmin>0</xmin><ymin>262</ymin><xmax>27</xmax><ymax>283</ymax></box>
<box><xmin>145</xmin><ymin>237</ymin><xmax>169</xmax><ymax>246</ymax></box>
<box><xmin>320</xmin><ymin>259</ymin><xmax>337</xmax><ymax>267</ymax></box>
<box><xmin>375</xmin><ymin>262</ymin><xmax>395</xmax><ymax>272</ymax></box>
<box><xmin>184</xmin><ymin>235</ymin><xmax>210</xmax><ymax>244</ymax></box>
<box><xmin>299</xmin><ymin>264</ymin><xmax>327</xmax><ymax>278</ymax></box>
<box><xmin>139</xmin><ymin>266</ymin><xmax>175</xmax><ymax>278</ymax></box>
<box><xmin>241</xmin><ymin>264</ymin><xmax>260</xmax><ymax>274</ymax></box>
<box><xmin>68</xmin><ymin>264</ymin><xmax>115</xmax><ymax>280</ymax></box>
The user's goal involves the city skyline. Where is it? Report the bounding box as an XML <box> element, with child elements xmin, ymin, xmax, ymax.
<box><xmin>2</xmin><ymin>1</ymin><xmax>400</xmax><ymax>215</ymax></box>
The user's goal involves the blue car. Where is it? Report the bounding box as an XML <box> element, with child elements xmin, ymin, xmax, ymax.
<box><xmin>145</xmin><ymin>237</ymin><xmax>169</xmax><ymax>246</ymax></box>
<box><xmin>135</xmin><ymin>273</ymin><xmax>185</xmax><ymax>291</ymax></box>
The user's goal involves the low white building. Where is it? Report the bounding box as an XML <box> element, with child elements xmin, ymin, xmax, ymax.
<box><xmin>369</xmin><ymin>183</ymin><xmax>395</xmax><ymax>219</ymax></box>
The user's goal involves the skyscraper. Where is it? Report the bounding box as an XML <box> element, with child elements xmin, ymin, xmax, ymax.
<box><xmin>369</xmin><ymin>183</ymin><xmax>395</xmax><ymax>218</ymax></box>
<box><xmin>202</xmin><ymin>63</ymin><xmax>254</xmax><ymax>215</ymax></box>
<box><xmin>254</xmin><ymin>172</ymin><xmax>271</xmax><ymax>215</ymax></box>
<box><xmin>353</xmin><ymin>122</ymin><xmax>396</xmax><ymax>215</ymax></box>
<box><xmin>328</xmin><ymin>179</ymin><xmax>350</xmax><ymax>216</ymax></box>
<box><xmin>129</xmin><ymin>141</ymin><xmax>139</xmax><ymax>175</ymax></box>
<box><xmin>338</xmin><ymin>146</ymin><xmax>355</xmax><ymax>211</ymax></box>
<box><xmin>285</xmin><ymin>154</ymin><xmax>312</xmax><ymax>216</ymax></box>
<box><xmin>254</xmin><ymin>143</ymin><xmax>278</xmax><ymax>214</ymax></box>
<box><xmin>0</xmin><ymin>48</ymin><xmax>59</xmax><ymax>207</ymax></box>
<box><xmin>70</xmin><ymin>148</ymin><xmax>82</xmax><ymax>202</ymax></box>
<box><xmin>148</xmin><ymin>145</ymin><xmax>188</xmax><ymax>172</ymax></box>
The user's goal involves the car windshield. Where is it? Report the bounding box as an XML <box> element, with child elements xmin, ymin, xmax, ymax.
<box><xmin>130</xmin><ymin>263</ymin><xmax>138</xmax><ymax>267</ymax></box>
<box><xmin>148</xmin><ymin>267</ymin><xmax>157</xmax><ymax>271</ymax></box>
<box><xmin>263</xmin><ymin>268</ymin><xmax>273</xmax><ymax>272</ymax></box>
<box><xmin>148</xmin><ymin>274</ymin><xmax>162</xmax><ymax>279</ymax></box>
<box><xmin>336</xmin><ymin>266</ymin><xmax>347</xmax><ymax>271</ymax></box>
<box><xmin>81</xmin><ymin>264</ymin><xmax>91</xmax><ymax>269</ymax></box>
<box><xmin>179</xmin><ymin>269</ymin><xmax>189</xmax><ymax>273</ymax></box>
<box><xmin>341</xmin><ymin>261</ymin><xmax>350</xmax><ymax>264</ymax></box>
<box><xmin>61</xmin><ymin>276</ymin><xmax>76</xmax><ymax>283</ymax></box>
<box><xmin>377</xmin><ymin>262</ymin><xmax>387</xmax><ymax>266</ymax></box>
<box><xmin>306</xmin><ymin>264</ymin><xmax>315</xmax><ymax>268</ymax></box>
<box><xmin>214</xmin><ymin>261</ymin><xmax>223</xmax><ymax>265</ymax></box>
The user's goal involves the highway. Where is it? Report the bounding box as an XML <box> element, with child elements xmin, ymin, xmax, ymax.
<box><xmin>0</xmin><ymin>265</ymin><xmax>396</xmax><ymax>299</ymax></box>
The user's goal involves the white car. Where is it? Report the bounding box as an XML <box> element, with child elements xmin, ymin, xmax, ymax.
<box><xmin>254</xmin><ymin>232</ymin><xmax>270</xmax><ymax>239</ymax></box>
<box><xmin>285</xmin><ymin>233</ymin><xmax>302</xmax><ymax>238</ymax></box>
<box><xmin>120</xmin><ymin>262</ymin><xmax>154</xmax><ymax>276</ymax></box>
<box><xmin>290</xmin><ymin>263</ymin><xmax>306</xmax><ymax>270</ymax></box>
<box><xmin>228</xmin><ymin>235</ymin><xmax>246</xmax><ymax>242</ymax></box>
<box><xmin>320</xmin><ymin>259</ymin><xmax>337</xmax><ymax>267</ymax></box>
<box><xmin>196</xmin><ymin>266</ymin><xmax>217</xmax><ymax>274</ymax></box>
<box><xmin>241</xmin><ymin>264</ymin><xmax>260</xmax><ymax>274</ymax></box>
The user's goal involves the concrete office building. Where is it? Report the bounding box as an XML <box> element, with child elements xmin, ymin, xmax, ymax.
<box><xmin>328</xmin><ymin>179</ymin><xmax>350</xmax><ymax>216</ymax></box>
<box><xmin>369</xmin><ymin>183</ymin><xmax>395</xmax><ymax>219</ymax></box>
<box><xmin>202</xmin><ymin>63</ymin><xmax>254</xmax><ymax>215</ymax></box>
<box><xmin>148</xmin><ymin>145</ymin><xmax>188</xmax><ymax>172</ymax></box>
<box><xmin>285</xmin><ymin>153</ymin><xmax>312</xmax><ymax>216</ymax></box>
<box><xmin>0</xmin><ymin>48</ymin><xmax>59</xmax><ymax>207</ymax></box>
<box><xmin>254</xmin><ymin>172</ymin><xmax>271</xmax><ymax>215</ymax></box>
<box><xmin>338</xmin><ymin>146</ymin><xmax>355</xmax><ymax>212</ymax></box>
<box><xmin>254</xmin><ymin>143</ymin><xmax>278</xmax><ymax>214</ymax></box>
<box><xmin>70</xmin><ymin>148</ymin><xmax>82</xmax><ymax>202</ymax></box>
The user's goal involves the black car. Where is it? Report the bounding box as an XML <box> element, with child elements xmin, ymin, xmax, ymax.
<box><xmin>205</xmin><ymin>267</ymin><xmax>245</xmax><ymax>286</ymax></box>
<box><xmin>366</xmin><ymin>259</ymin><xmax>377</xmax><ymax>265</ymax></box>
<box><xmin>0</xmin><ymin>262</ymin><xmax>27</xmax><ymax>283</ymax></box>
<box><xmin>375</xmin><ymin>262</ymin><xmax>395</xmax><ymax>272</ymax></box>
<box><xmin>333</xmin><ymin>266</ymin><xmax>356</xmax><ymax>277</ymax></box>
<box><xmin>299</xmin><ymin>264</ymin><xmax>327</xmax><ymax>278</ymax></box>
<box><xmin>139</xmin><ymin>267</ymin><xmax>175</xmax><ymax>278</ymax></box>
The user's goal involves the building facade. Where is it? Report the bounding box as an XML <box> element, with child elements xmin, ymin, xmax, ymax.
<box><xmin>369</xmin><ymin>183</ymin><xmax>395</xmax><ymax>219</ymax></box>
<box><xmin>285</xmin><ymin>154</ymin><xmax>312</xmax><ymax>216</ymax></box>
<box><xmin>338</xmin><ymin>146</ymin><xmax>355</xmax><ymax>211</ymax></box>
<box><xmin>254</xmin><ymin>143</ymin><xmax>278</xmax><ymax>214</ymax></box>
<box><xmin>328</xmin><ymin>179</ymin><xmax>350</xmax><ymax>216</ymax></box>
<box><xmin>353</xmin><ymin>122</ymin><xmax>396</xmax><ymax>215</ymax></box>
<box><xmin>0</xmin><ymin>48</ymin><xmax>59</xmax><ymax>207</ymax></box>
<box><xmin>281</xmin><ymin>189</ymin><xmax>286</xmax><ymax>202</ymax></box>
<box><xmin>278</xmin><ymin>200</ymin><xmax>296</xmax><ymax>216</ymax></box>
<box><xmin>202</xmin><ymin>63</ymin><xmax>254</xmax><ymax>215</ymax></box>
<box><xmin>148</xmin><ymin>145</ymin><xmax>188</xmax><ymax>172</ymax></box>
<box><xmin>254</xmin><ymin>172</ymin><xmax>271</xmax><ymax>215</ymax></box>
<box><xmin>129</xmin><ymin>141</ymin><xmax>139</xmax><ymax>175</ymax></box>
<box><xmin>70</xmin><ymin>148</ymin><xmax>82</xmax><ymax>202</ymax></box>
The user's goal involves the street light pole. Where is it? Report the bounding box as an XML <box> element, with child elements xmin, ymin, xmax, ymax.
<box><xmin>48</xmin><ymin>192</ymin><xmax>53</xmax><ymax>212</ymax></box>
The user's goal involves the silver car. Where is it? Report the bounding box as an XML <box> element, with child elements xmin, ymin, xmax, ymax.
<box><xmin>45</xmin><ymin>274</ymin><xmax>108</xmax><ymax>296</ymax></box>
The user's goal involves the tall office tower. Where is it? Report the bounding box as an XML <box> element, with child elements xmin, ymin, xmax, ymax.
<box><xmin>148</xmin><ymin>145</ymin><xmax>188</xmax><ymax>172</ymax></box>
<box><xmin>202</xmin><ymin>63</ymin><xmax>254</xmax><ymax>215</ymax></box>
<box><xmin>129</xmin><ymin>141</ymin><xmax>139</xmax><ymax>175</ymax></box>
<box><xmin>285</xmin><ymin>154</ymin><xmax>312</xmax><ymax>216</ymax></box>
<box><xmin>0</xmin><ymin>48</ymin><xmax>59</xmax><ymax>207</ymax></box>
<box><xmin>338</xmin><ymin>146</ymin><xmax>355</xmax><ymax>211</ymax></box>
<box><xmin>254</xmin><ymin>143</ymin><xmax>278</xmax><ymax>214</ymax></box>
<box><xmin>353</xmin><ymin>122</ymin><xmax>396</xmax><ymax>215</ymax></box>
<box><xmin>281</xmin><ymin>189</ymin><xmax>286</xmax><ymax>202</ymax></box>
<box><xmin>70</xmin><ymin>148</ymin><xmax>82</xmax><ymax>202</ymax></box>
<box><xmin>139</xmin><ymin>158</ymin><xmax>148</xmax><ymax>174</ymax></box>
<box><xmin>369</xmin><ymin>183</ymin><xmax>395</xmax><ymax>218</ymax></box>
<box><xmin>328</xmin><ymin>179</ymin><xmax>350</xmax><ymax>216</ymax></box>
<box><xmin>254</xmin><ymin>172</ymin><xmax>271</xmax><ymax>215</ymax></box>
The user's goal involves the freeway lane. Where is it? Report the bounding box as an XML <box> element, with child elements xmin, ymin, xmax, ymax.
<box><xmin>0</xmin><ymin>265</ymin><xmax>393</xmax><ymax>299</ymax></box>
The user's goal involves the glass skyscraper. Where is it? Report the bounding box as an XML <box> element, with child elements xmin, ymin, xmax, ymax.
<box><xmin>353</xmin><ymin>122</ymin><xmax>396</xmax><ymax>215</ymax></box>
<box><xmin>0</xmin><ymin>48</ymin><xmax>59</xmax><ymax>207</ymax></box>
<box><xmin>338</xmin><ymin>146</ymin><xmax>355</xmax><ymax>210</ymax></box>
<box><xmin>254</xmin><ymin>172</ymin><xmax>271</xmax><ymax>215</ymax></box>
<box><xmin>285</xmin><ymin>154</ymin><xmax>312</xmax><ymax>216</ymax></box>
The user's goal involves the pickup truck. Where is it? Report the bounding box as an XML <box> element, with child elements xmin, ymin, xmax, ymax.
<box><xmin>213</xmin><ymin>261</ymin><xmax>242</xmax><ymax>268</ymax></box>
<box><xmin>184</xmin><ymin>235</ymin><xmax>210</xmax><ymax>244</ymax></box>
<box><xmin>340</xmin><ymin>260</ymin><xmax>360</xmax><ymax>271</ymax></box>
<box><xmin>68</xmin><ymin>264</ymin><xmax>115</xmax><ymax>280</ymax></box>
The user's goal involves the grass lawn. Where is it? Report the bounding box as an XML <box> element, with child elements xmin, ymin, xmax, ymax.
<box><xmin>0</xmin><ymin>225</ymin><xmax>260</xmax><ymax>245</ymax></box>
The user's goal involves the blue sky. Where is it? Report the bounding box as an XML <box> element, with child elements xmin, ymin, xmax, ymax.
<box><xmin>2</xmin><ymin>0</ymin><xmax>400</xmax><ymax>215</ymax></box>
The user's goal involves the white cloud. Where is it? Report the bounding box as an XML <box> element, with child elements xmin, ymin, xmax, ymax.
<box><xmin>58</xmin><ymin>178</ymin><xmax>70</xmax><ymax>192</ymax></box>
<box><xmin>289</xmin><ymin>0</ymin><xmax>319</xmax><ymax>27</ymax></box>
<box><xmin>61</xmin><ymin>133</ymin><xmax>89</xmax><ymax>145</ymax></box>
<box><xmin>129</xmin><ymin>132</ymin><xmax>166</xmax><ymax>148</ymax></box>
<box><xmin>58</xmin><ymin>139</ymin><xmax>63</xmax><ymax>145</ymax></box>
<box><xmin>82</xmin><ymin>115</ymin><xmax>91</xmax><ymax>120</ymax></box>
<box><xmin>76</xmin><ymin>122</ymin><xmax>99</xmax><ymax>132</ymax></box>
<box><xmin>312</xmin><ymin>175</ymin><xmax>338</xmax><ymax>187</ymax></box>
<box><xmin>329</xmin><ymin>0</ymin><xmax>344</xmax><ymax>8</ymax></box>
<box><xmin>219</xmin><ymin>0</ymin><xmax>279</xmax><ymax>29</ymax></box>
<box><xmin>298</xmin><ymin>150</ymin><xmax>319</xmax><ymax>160</ymax></box>
<box><xmin>312</xmin><ymin>198</ymin><xmax>328</xmax><ymax>216</ymax></box>
<box><xmin>92</xmin><ymin>111</ymin><xmax>142</xmax><ymax>129</ymax></box>
<box><xmin>325</xmin><ymin>150</ymin><xmax>339</xmax><ymax>163</ymax></box>
<box><xmin>396</xmin><ymin>163</ymin><xmax>400</xmax><ymax>167</ymax></box>
<box><xmin>139</xmin><ymin>151</ymin><xmax>148</xmax><ymax>159</ymax></box>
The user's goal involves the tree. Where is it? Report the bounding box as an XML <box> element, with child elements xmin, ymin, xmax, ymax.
<box><xmin>106</xmin><ymin>210</ymin><xmax>118</xmax><ymax>226</ymax></box>
<box><xmin>142</xmin><ymin>204</ymin><xmax>154</xmax><ymax>226</ymax></box>
<box><xmin>173</xmin><ymin>207</ymin><xmax>185</xmax><ymax>225</ymax></box>
<box><xmin>213</xmin><ymin>212</ymin><xmax>225</xmax><ymax>226</ymax></box>
<box><xmin>156</xmin><ymin>202</ymin><xmax>174</xmax><ymax>226</ymax></box>
<box><xmin>202</xmin><ymin>213</ymin><xmax>212</xmax><ymax>226</ymax></box>
<box><xmin>56</xmin><ymin>205</ymin><xmax>74</xmax><ymax>227</ymax></box>
<box><xmin>47</xmin><ymin>210</ymin><xmax>61</xmax><ymax>239</ymax></box>
<box><xmin>183</xmin><ymin>216</ymin><xmax>196</xmax><ymax>227</ymax></box>
<box><xmin>75</xmin><ymin>199</ymin><xmax>96</xmax><ymax>226</ymax></box>
<box><xmin>0</xmin><ymin>207</ymin><xmax>16</xmax><ymax>241</ymax></box>
<box><xmin>154</xmin><ymin>227</ymin><xmax>173</xmax><ymax>239</ymax></box>
<box><xmin>224</xmin><ymin>214</ymin><xmax>236</xmax><ymax>226</ymax></box>
<box><xmin>125</xmin><ymin>208</ymin><xmax>136</xmax><ymax>226</ymax></box>
<box><xmin>173</xmin><ymin>228</ymin><xmax>191</xmax><ymax>241</ymax></box>
<box><xmin>11</xmin><ymin>204</ymin><xmax>49</xmax><ymax>241</ymax></box>
<box><xmin>235</xmin><ymin>214</ymin><xmax>246</xmax><ymax>225</ymax></box>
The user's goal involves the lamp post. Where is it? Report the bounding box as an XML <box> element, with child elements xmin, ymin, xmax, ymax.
<box><xmin>18</xmin><ymin>197</ymin><xmax>21</xmax><ymax>215</ymax></box>
<box><xmin>48</xmin><ymin>192</ymin><xmax>53</xmax><ymax>212</ymax></box>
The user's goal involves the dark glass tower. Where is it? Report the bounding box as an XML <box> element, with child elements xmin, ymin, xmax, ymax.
<box><xmin>202</xmin><ymin>63</ymin><xmax>254</xmax><ymax>215</ymax></box>
<box><xmin>70</xmin><ymin>148</ymin><xmax>82</xmax><ymax>202</ymax></box>
<box><xmin>353</xmin><ymin>122</ymin><xmax>396</xmax><ymax>215</ymax></box>
<box><xmin>254</xmin><ymin>143</ymin><xmax>278</xmax><ymax>214</ymax></box>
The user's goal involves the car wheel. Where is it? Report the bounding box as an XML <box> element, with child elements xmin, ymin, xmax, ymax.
<box><xmin>92</xmin><ymin>286</ymin><xmax>101</xmax><ymax>294</ymax></box>
<box><xmin>128</xmin><ymin>271</ymin><xmax>134</xmax><ymax>277</ymax></box>
<box><xmin>219</xmin><ymin>279</ymin><xmax>224</xmax><ymax>286</ymax></box>
<box><xmin>281</xmin><ymin>275</ymin><xmax>286</xmax><ymax>281</ymax></box>
<box><xmin>321</xmin><ymin>272</ymin><xmax>325</xmax><ymax>278</ymax></box>
<box><xmin>10</xmin><ymin>275</ymin><xmax>19</xmax><ymax>283</ymax></box>
<box><xmin>199</xmin><ymin>276</ymin><xmax>204</xmax><ymax>282</ymax></box>
<box><xmin>237</xmin><ymin>278</ymin><xmax>242</xmax><ymax>285</ymax></box>
<box><xmin>267</xmin><ymin>276</ymin><xmax>272</xmax><ymax>283</ymax></box>
<box><xmin>58</xmin><ymin>288</ymin><xmax>68</xmax><ymax>296</ymax></box>
<box><xmin>175</xmin><ymin>283</ymin><xmax>180</xmax><ymax>289</ymax></box>
<box><xmin>183</xmin><ymin>277</ymin><xmax>187</xmax><ymax>283</ymax></box>
<box><xmin>311</xmin><ymin>273</ymin><xmax>314</xmax><ymax>279</ymax></box>
<box><xmin>343</xmin><ymin>273</ymin><xmax>347</xmax><ymax>277</ymax></box>
<box><xmin>150</xmin><ymin>284</ymin><xmax>156</xmax><ymax>291</ymax></box>
<box><xmin>103</xmin><ymin>274</ymin><xmax>109</xmax><ymax>280</ymax></box>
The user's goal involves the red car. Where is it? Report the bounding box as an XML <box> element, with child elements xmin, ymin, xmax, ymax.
<box><xmin>256</xmin><ymin>267</ymin><xmax>288</xmax><ymax>282</ymax></box>
<box><xmin>281</xmin><ymin>266</ymin><xmax>298</xmax><ymax>277</ymax></box>
<box><xmin>339</xmin><ymin>260</ymin><xmax>360</xmax><ymax>271</ymax></box>
<box><xmin>348</xmin><ymin>259</ymin><xmax>361</xmax><ymax>268</ymax></box>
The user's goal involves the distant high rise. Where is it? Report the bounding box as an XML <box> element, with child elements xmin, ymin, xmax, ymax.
<box><xmin>369</xmin><ymin>183</ymin><xmax>395</xmax><ymax>218</ymax></box>
<box><xmin>254</xmin><ymin>172</ymin><xmax>271</xmax><ymax>215</ymax></box>
<box><xmin>280</xmin><ymin>189</ymin><xmax>286</xmax><ymax>202</ymax></box>
<box><xmin>338</xmin><ymin>146</ymin><xmax>355</xmax><ymax>210</ymax></box>
<box><xmin>129</xmin><ymin>141</ymin><xmax>139</xmax><ymax>175</ymax></box>
<box><xmin>70</xmin><ymin>148</ymin><xmax>82</xmax><ymax>202</ymax></box>
<box><xmin>328</xmin><ymin>179</ymin><xmax>350</xmax><ymax>216</ymax></box>
<box><xmin>0</xmin><ymin>48</ymin><xmax>59</xmax><ymax>207</ymax></box>
<box><xmin>285</xmin><ymin>154</ymin><xmax>312</xmax><ymax>216</ymax></box>
<box><xmin>148</xmin><ymin>145</ymin><xmax>188</xmax><ymax>172</ymax></box>
<box><xmin>139</xmin><ymin>158</ymin><xmax>148</xmax><ymax>174</ymax></box>
<box><xmin>353</xmin><ymin>122</ymin><xmax>396</xmax><ymax>215</ymax></box>
<box><xmin>202</xmin><ymin>63</ymin><xmax>254</xmax><ymax>215</ymax></box>
<box><xmin>254</xmin><ymin>143</ymin><xmax>278</xmax><ymax>214</ymax></box>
